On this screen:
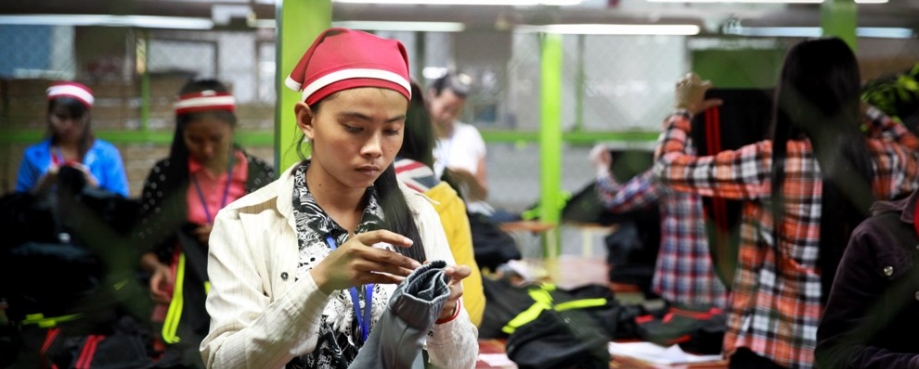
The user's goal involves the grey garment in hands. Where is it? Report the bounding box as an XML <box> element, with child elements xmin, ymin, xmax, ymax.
<box><xmin>349</xmin><ymin>260</ymin><xmax>451</xmax><ymax>369</ymax></box>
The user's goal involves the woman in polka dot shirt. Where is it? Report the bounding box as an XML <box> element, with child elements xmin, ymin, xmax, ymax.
<box><xmin>135</xmin><ymin>78</ymin><xmax>275</xmax><ymax>367</ymax></box>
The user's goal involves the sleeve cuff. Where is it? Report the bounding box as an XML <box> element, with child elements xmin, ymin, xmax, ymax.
<box><xmin>436</xmin><ymin>299</ymin><xmax>462</xmax><ymax>325</ymax></box>
<box><xmin>866</xmin><ymin>105</ymin><xmax>885</xmax><ymax>122</ymax></box>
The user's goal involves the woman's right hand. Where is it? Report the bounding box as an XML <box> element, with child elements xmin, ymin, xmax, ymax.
<box><xmin>589</xmin><ymin>144</ymin><xmax>612</xmax><ymax>177</ymax></box>
<box><xmin>149</xmin><ymin>264</ymin><xmax>174</xmax><ymax>304</ymax></box>
<box><xmin>31</xmin><ymin>165</ymin><xmax>60</xmax><ymax>194</ymax></box>
<box><xmin>310</xmin><ymin>230</ymin><xmax>422</xmax><ymax>295</ymax></box>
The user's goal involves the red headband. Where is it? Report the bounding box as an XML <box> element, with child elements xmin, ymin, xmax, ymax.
<box><xmin>47</xmin><ymin>82</ymin><xmax>94</xmax><ymax>108</ymax></box>
<box><xmin>285</xmin><ymin>28</ymin><xmax>411</xmax><ymax>105</ymax></box>
<box><xmin>174</xmin><ymin>90</ymin><xmax>236</xmax><ymax>115</ymax></box>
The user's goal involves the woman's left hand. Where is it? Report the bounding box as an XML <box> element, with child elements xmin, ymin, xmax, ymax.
<box><xmin>438</xmin><ymin>264</ymin><xmax>471</xmax><ymax>322</ymax></box>
<box><xmin>675</xmin><ymin>72</ymin><xmax>722</xmax><ymax>115</ymax></box>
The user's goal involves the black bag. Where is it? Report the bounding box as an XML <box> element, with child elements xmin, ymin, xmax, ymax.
<box><xmin>505</xmin><ymin>309</ymin><xmax>610</xmax><ymax>369</ymax></box>
<box><xmin>634</xmin><ymin>307</ymin><xmax>726</xmax><ymax>355</ymax></box>
<box><xmin>12</xmin><ymin>315</ymin><xmax>155</xmax><ymax>369</ymax></box>
<box><xmin>689</xmin><ymin>88</ymin><xmax>773</xmax><ymax>288</ymax></box>
<box><xmin>480</xmin><ymin>279</ymin><xmax>626</xmax><ymax>340</ymax></box>
<box><xmin>479</xmin><ymin>278</ymin><xmax>535</xmax><ymax>339</ymax></box>
<box><xmin>468</xmin><ymin>212</ymin><xmax>521</xmax><ymax>271</ymax></box>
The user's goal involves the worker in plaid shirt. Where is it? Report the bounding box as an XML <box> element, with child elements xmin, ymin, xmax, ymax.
<box><xmin>589</xmin><ymin>149</ymin><xmax>729</xmax><ymax>309</ymax></box>
<box><xmin>654</xmin><ymin>38</ymin><xmax>919</xmax><ymax>369</ymax></box>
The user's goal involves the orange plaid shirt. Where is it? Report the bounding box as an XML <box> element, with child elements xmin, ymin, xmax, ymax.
<box><xmin>653</xmin><ymin>109</ymin><xmax>919</xmax><ymax>369</ymax></box>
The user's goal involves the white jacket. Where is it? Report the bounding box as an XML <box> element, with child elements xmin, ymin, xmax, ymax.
<box><xmin>200</xmin><ymin>163</ymin><xmax>478</xmax><ymax>369</ymax></box>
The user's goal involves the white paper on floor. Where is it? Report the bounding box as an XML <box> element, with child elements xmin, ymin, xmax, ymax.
<box><xmin>477</xmin><ymin>353</ymin><xmax>516</xmax><ymax>366</ymax></box>
<box><xmin>608</xmin><ymin>341</ymin><xmax>723</xmax><ymax>365</ymax></box>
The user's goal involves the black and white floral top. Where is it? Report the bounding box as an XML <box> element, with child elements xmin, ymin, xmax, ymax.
<box><xmin>286</xmin><ymin>161</ymin><xmax>398</xmax><ymax>369</ymax></box>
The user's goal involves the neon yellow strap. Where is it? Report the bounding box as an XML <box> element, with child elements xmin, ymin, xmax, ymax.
<box><xmin>555</xmin><ymin>298</ymin><xmax>607</xmax><ymax>311</ymax></box>
<box><xmin>500</xmin><ymin>285</ymin><xmax>608</xmax><ymax>334</ymax></box>
<box><xmin>21</xmin><ymin>313</ymin><xmax>82</xmax><ymax>328</ymax></box>
<box><xmin>501</xmin><ymin>287</ymin><xmax>554</xmax><ymax>334</ymax></box>
<box><xmin>162</xmin><ymin>253</ymin><xmax>186</xmax><ymax>344</ymax></box>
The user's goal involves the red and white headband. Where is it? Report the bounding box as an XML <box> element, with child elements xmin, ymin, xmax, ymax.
<box><xmin>174</xmin><ymin>90</ymin><xmax>236</xmax><ymax>115</ymax></box>
<box><xmin>286</xmin><ymin>28</ymin><xmax>412</xmax><ymax>105</ymax></box>
<box><xmin>47</xmin><ymin>82</ymin><xmax>94</xmax><ymax>108</ymax></box>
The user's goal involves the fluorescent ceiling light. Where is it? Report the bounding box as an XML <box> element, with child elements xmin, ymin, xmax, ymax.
<box><xmin>724</xmin><ymin>26</ymin><xmax>914</xmax><ymax>38</ymax></box>
<box><xmin>333</xmin><ymin>21</ymin><xmax>465</xmax><ymax>32</ymax></box>
<box><xmin>0</xmin><ymin>15</ymin><xmax>213</xmax><ymax>29</ymax></box>
<box><xmin>516</xmin><ymin>24</ymin><xmax>700</xmax><ymax>35</ymax></box>
<box><xmin>333</xmin><ymin>0</ymin><xmax>581</xmax><ymax>5</ymax></box>
<box><xmin>647</xmin><ymin>0</ymin><xmax>885</xmax><ymax>3</ymax></box>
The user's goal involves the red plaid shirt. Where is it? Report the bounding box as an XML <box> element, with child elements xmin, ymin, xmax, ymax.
<box><xmin>654</xmin><ymin>108</ymin><xmax>919</xmax><ymax>369</ymax></box>
<box><xmin>597</xmin><ymin>170</ymin><xmax>729</xmax><ymax>308</ymax></box>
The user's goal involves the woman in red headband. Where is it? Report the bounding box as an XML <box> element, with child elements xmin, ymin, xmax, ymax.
<box><xmin>136</xmin><ymin>78</ymin><xmax>275</xmax><ymax>367</ymax></box>
<box><xmin>200</xmin><ymin>28</ymin><xmax>478</xmax><ymax>369</ymax></box>
<box><xmin>16</xmin><ymin>81</ymin><xmax>129</xmax><ymax>196</ymax></box>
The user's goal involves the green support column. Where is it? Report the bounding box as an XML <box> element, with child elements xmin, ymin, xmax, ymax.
<box><xmin>540</xmin><ymin>33</ymin><xmax>563</xmax><ymax>260</ymax></box>
<box><xmin>275</xmin><ymin>0</ymin><xmax>331</xmax><ymax>171</ymax></box>
<box><xmin>821</xmin><ymin>0</ymin><xmax>858</xmax><ymax>51</ymax></box>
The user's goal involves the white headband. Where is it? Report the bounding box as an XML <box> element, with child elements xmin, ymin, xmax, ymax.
<box><xmin>47</xmin><ymin>84</ymin><xmax>94</xmax><ymax>107</ymax></box>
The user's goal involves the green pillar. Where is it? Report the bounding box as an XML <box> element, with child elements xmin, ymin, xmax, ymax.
<box><xmin>275</xmin><ymin>0</ymin><xmax>331</xmax><ymax>171</ymax></box>
<box><xmin>821</xmin><ymin>0</ymin><xmax>857</xmax><ymax>51</ymax></box>
<box><xmin>540</xmin><ymin>33</ymin><xmax>563</xmax><ymax>259</ymax></box>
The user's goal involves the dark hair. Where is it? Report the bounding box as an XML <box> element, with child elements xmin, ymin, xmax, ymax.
<box><xmin>398</xmin><ymin>82</ymin><xmax>436</xmax><ymax>168</ymax></box>
<box><xmin>298</xmin><ymin>91</ymin><xmax>427</xmax><ymax>262</ymax></box>
<box><xmin>161</xmin><ymin>78</ymin><xmax>238</xmax><ymax>199</ymax></box>
<box><xmin>48</xmin><ymin>97</ymin><xmax>94</xmax><ymax>161</ymax></box>
<box><xmin>430</xmin><ymin>71</ymin><xmax>472</xmax><ymax>98</ymax></box>
<box><xmin>769</xmin><ymin>38</ymin><xmax>873</xmax><ymax>301</ymax></box>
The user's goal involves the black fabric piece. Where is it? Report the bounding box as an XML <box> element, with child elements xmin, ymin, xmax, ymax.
<box><xmin>0</xmin><ymin>319</ymin><xmax>22</xmax><ymax>368</ymax></box>
<box><xmin>730</xmin><ymin>348</ymin><xmax>786</xmax><ymax>369</ymax></box>
<box><xmin>11</xmin><ymin>315</ymin><xmax>156</xmax><ymax>369</ymax></box>
<box><xmin>0</xmin><ymin>192</ymin><xmax>55</xmax><ymax>251</ymax></box>
<box><xmin>348</xmin><ymin>260</ymin><xmax>450</xmax><ymax>369</ymax></box>
<box><xmin>559</xmin><ymin>150</ymin><xmax>655</xmax><ymax>226</ymax></box>
<box><xmin>478</xmin><ymin>278</ymin><xmax>534</xmax><ymax>339</ymax></box>
<box><xmin>604</xmin><ymin>211</ymin><xmax>661</xmax><ymax>297</ymax></box>
<box><xmin>468</xmin><ymin>212</ymin><xmax>520</xmax><ymax>271</ymax></box>
<box><xmin>505</xmin><ymin>308</ymin><xmax>610</xmax><ymax>369</ymax></box>
<box><xmin>0</xmin><ymin>169</ymin><xmax>144</xmax><ymax>324</ymax></box>
<box><xmin>634</xmin><ymin>307</ymin><xmax>726</xmax><ymax>355</ymax></box>
<box><xmin>1</xmin><ymin>242</ymin><xmax>104</xmax><ymax>321</ymax></box>
<box><xmin>0</xmin><ymin>164</ymin><xmax>156</xmax><ymax>368</ymax></box>
<box><xmin>689</xmin><ymin>88</ymin><xmax>773</xmax><ymax>288</ymax></box>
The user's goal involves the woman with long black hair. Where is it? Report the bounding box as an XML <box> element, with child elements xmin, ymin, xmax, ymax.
<box><xmin>136</xmin><ymin>78</ymin><xmax>274</xmax><ymax>367</ymax></box>
<box><xmin>653</xmin><ymin>37</ymin><xmax>919</xmax><ymax>369</ymax></box>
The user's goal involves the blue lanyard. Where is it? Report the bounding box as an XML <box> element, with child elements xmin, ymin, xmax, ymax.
<box><xmin>191</xmin><ymin>155</ymin><xmax>234</xmax><ymax>224</ymax></box>
<box><xmin>326</xmin><ymin>235</ymin><xmax>373</xmax><ymax>343</ymax></box>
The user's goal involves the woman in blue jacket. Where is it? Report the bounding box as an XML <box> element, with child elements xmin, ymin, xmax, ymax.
<box><xmin>16</xmin><ymin>82</ymin><xmax>129</xmax><ymax>196</ymax></box>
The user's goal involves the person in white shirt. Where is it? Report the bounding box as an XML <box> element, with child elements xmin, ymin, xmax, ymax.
<box><xmin>200</xmin><ymin>28</ymin><xmax>478</xmax><ymax>369</ymax></box>
<box><xmin>427</xmin><ymin>72</ymin><xmax>490</xmax><ymax>212</ymax></box>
